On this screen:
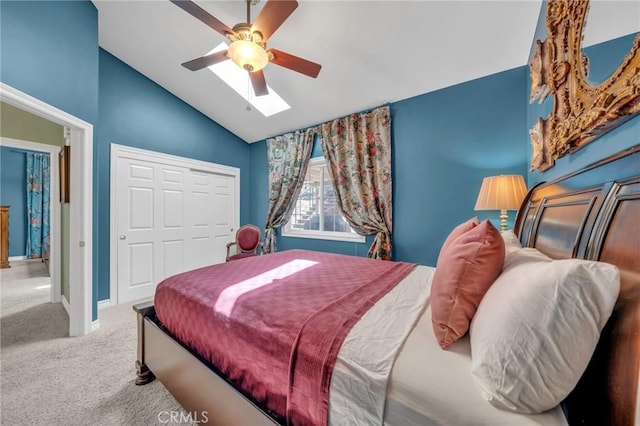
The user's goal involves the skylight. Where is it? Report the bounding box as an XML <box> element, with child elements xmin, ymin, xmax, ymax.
<box><xmin>207</xmin><ymin>43</ymin><xmax>290</xmax><ymax>117</ymax></box>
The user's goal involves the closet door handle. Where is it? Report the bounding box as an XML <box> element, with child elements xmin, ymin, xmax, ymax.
<box><xmin>119</xmin><ymin>235</ymin><xmax>126</xmax><ymax>240</ymax></box>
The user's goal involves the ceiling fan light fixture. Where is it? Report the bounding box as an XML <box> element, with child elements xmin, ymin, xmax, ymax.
<box><xmin>228</xmin><ymin>40</ymin><xmax>269</xmax><ymax>72</ymax></box>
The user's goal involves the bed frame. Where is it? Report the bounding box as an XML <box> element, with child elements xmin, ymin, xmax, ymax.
<box><xmin>514</xmin><ymin>144</ymin><xmax>640</xmax><ymax>426</ymax></box>
<box><xmin>135</xmin><ymin>144</ymin><xmax>640</xmax><ymax>425</ymax></box>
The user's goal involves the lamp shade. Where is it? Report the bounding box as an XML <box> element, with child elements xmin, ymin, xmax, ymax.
<box><xmin>228</xmin><ymin>40</ymin><xmax>269</xmax><ymax>72</ymax></box>
<box><xmin>474</xmin><ymin>175</ymin><xmax>527</xmax><ymax>211</ymax></box>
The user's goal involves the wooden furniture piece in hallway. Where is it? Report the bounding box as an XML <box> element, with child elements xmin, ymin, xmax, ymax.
<box><xmin>0</xmin><ymin>205</ymin><xmax>10</xmax><ymax>269</ymax></box>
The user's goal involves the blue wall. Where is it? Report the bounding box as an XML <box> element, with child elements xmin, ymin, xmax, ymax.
<box><xmin>527</xmin><ymin>29</ymin><xmax>640</xmax><ymax>184</ymax></box>
<box><xmin>96</xmin><ymin>49</ymin><xmax>251</xmax><ymax>301</ymax></box>
<box><xmin>0</xmin><ymin>1</ymin><xmax>100</xmax><ymax>320</ymax></box>
<box><xmin>250</xmin><ymin>67</ymin><xmax>529</xmax><ymax>267</ymax></box>
<box><xmin>0</xmin><ymin>147</ymin><xmax>28</xmax><ymax>256</ymax></box>
<box><xmin>0</xmin><ymin>1</ymin><xmax>99</xmax><ymax>125</ymax></box>
<box><xmin>1</xmin><ymin>0</ymin><xmax>99</xmax><ymax>319</ymax></box>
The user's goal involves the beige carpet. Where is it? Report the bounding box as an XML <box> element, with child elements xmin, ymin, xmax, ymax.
<box><xmin>1</xmin><ymin>260</ymin><xmax>186</xmax><ymax>425</ymax></box>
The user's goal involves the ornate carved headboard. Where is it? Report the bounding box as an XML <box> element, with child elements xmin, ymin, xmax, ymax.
<box><xmin>514</xmin><ymin>144</ymin><xmax>640</xmax><ymax>425</ymax></box>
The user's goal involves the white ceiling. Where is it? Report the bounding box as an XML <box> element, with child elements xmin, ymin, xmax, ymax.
<box><xmin>94</xmin><ymin>0</ymin><xmax>640</xmax><ymax>143</ymax></box>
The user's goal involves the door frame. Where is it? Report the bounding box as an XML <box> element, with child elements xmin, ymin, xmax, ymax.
<box><xmin>0</xmin><ymin>137</ymin><xmax>62</xmax><ymax>305</ymax></box>
<box><xmin>1</xmin><ymin>82</ymin><xmax>94</xmax><ymax>336</ymax></box>
<box><xmin>109</xmin><ymin>143</ymin><xmax>240</xmax><ymax>304</ymax></box>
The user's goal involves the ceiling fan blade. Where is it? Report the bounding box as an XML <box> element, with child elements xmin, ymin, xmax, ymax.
<box><xmin>249</xmin><ymin>70</ymin><xmax>269</xmax><ymax>97</ymax></box>
<box><xmin>182</xmin><ymin>50</ymin><xmax>229</xmax><ymax>71</ymax></box>
<box><xmin>268</xmin><ymin>49</ymin><xmax>321</xmax><ymax>78</ymax></box>
<box><xmin>170</xmin><ymin>0</ymin><xmax>233</xmax><ymax>37</ymax></box>
<box><xmin>251</xmin><ymin>0</ymin><xmax>298</xmax><ymax>41</ymax></box>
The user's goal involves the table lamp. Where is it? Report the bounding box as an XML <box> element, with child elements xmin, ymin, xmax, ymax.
<box><xmin>474</xmin><ymin>175</ymin><xmax>527</xmax><ymax>232</ymax></box>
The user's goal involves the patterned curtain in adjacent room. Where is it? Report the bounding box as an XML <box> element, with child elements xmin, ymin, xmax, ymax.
<box><xmin>318</xmin><ymin>105</ymin><xmax>394</xmax><ymax>259</ymax></box>
<box><xmin>26</xmin><ymin>152</ymin><xmax>50</xmax><ymax>259</ymax></box>
<box><xmin>264</xmin><ymin>128</ymin><xmax>315</xmax><ymax>253</ymax></box>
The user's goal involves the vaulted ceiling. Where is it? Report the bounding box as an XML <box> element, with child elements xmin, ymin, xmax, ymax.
<box><xmin>93</xmin><ymin>0</ymin><xmax>639</xmax><ymax>143</ymax></box>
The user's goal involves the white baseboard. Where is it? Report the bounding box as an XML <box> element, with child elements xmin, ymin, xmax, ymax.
<box><xmin>61</xmin><ymin>295</ymin><xmax>70</xmax><ymax>315</ymax></box>
<box><xmin>91</xmin><ymin>319</ymin><xmax>100</xmax><ymax>332</ymax></box>
<box><xmin>8</xmin><ymin>255</ymin><xmax>27</xmax><ymax>261</ymax></box>
<box><xmin>98</xmin><ymin>299</ymin><xmax>112</xmax><ymax>310</ymax></box>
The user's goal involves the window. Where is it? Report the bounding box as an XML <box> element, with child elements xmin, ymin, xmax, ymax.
<box><xmin>283</xmin><ymin>157</ymin><xmax>365</xmax><ymax>243</ymax></box>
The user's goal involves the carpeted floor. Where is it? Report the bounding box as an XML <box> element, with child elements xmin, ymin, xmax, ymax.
<box><xmin>1</xmin><ymin>260</ymin><xmax>187</xmax><ymax>425</ymax></box>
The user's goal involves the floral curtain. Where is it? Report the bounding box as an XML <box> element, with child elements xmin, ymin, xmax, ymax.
<box><xmin>26</xmin><ymin>152</ymin><xmax>51</xmax><ymax>260</ymax></box>
<box><xmin>318</xmin><ymin>105</ymin><xmax>393</xmax><ymax>259</ymax></box>
<box><xmin>264</xmin><ymin>128</ymin><xmax>315</xmax><ymax>253</ymax></box>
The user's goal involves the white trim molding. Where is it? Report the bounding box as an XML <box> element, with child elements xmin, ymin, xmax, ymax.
<box><xmin>61</xmin><ymin>294</ymin><xmax>71</xmax><ymax>316</ymax></box>
<box><xmin>1</xmin><ymin>82</ymin><xmax>94</xmax><ymax>336</ymax></box>
<box><xmin>1</xmin><ymin>137</ymin><xmax>62</xmax><ymax>304</ymax></box>
<box><xmin>8</xmin><ymin>255</ymin><xmax>27</xmax><ymax>261</ymax></box>
<box><xmin>97</xmin><ymin>299</ymin><xmax>112</xmax><ymax>310</ymax></box>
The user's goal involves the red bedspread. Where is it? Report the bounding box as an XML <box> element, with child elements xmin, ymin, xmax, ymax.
<box><xmin>154</xmin><ymin>249</ymin><xmax>416</xmax><ymax>425</ymax></box>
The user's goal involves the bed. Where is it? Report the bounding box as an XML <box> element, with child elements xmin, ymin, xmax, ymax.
<box><xmin>134</xmin><ymin>144</ymin><xmax>639</xmax><ymax>425</ymax></box>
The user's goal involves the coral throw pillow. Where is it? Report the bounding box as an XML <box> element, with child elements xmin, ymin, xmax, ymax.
<box><xmin>431</xmin><ymin>220</ymin><xmax>505</xmax><ymax>349</ymax></box>
<box><xmin>439</xmin><ymin>217</ymin><xmax>479</xmax><ymax>256</ymax></box>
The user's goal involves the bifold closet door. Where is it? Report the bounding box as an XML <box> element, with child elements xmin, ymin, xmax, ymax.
<box><xmin>115</xmin><ymin>157</ymin><xmax>235</xmax><ymax>303</ymax></box>
<box><xmin>187</xmin><ymin>169</ymin><xmax>236</xmax><ymax>270</ymax></box>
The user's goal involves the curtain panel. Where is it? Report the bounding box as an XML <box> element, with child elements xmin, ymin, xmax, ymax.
<box><xmin>26</xmin><ymin>152</ymin><xmax>51</xmax><ymax>260</ymax></box>
<box><xmin>318</xmin><ymin>105</ymin><xmax>393</xmax><ymax>259</ymax></box>
<box><xmin>264</xmin><ymin>128</ymin><xmax>315</xmax><ymax>253</ymax></box>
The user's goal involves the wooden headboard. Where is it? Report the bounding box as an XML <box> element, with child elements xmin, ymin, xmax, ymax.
<box><xmin>514</xmin><ymin>144</ymin><xmax>640</xmax><ymax>426</ymax></box>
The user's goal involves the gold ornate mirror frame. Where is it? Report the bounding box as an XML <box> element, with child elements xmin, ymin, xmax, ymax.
<box><xmin>529</xmin><ymin>0</ymin><xmax>640</xmax><ymax>171</ymax></box>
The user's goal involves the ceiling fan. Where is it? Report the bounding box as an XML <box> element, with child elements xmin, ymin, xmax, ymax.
<box><xmin>171</xmin><ymin>0</ymin><xmax>321</xmax><ymax>97</ymax></box>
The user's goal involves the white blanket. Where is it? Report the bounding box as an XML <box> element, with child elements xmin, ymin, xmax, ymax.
<box><xmin>328</xmin><ymin>264</ymin><xmax>568</xmax><ymax>426</ymax></box>
<box><xmin>329</xmin><ymin>265</ymin><xmax>433</xmax><ymax>425</ymax></box>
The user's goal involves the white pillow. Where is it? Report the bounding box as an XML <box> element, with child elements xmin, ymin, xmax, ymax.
<box><xmin>470</xmin><ymin>247</ymin><xmax>620</xmax><ymax>414</ymax></box>
<box><xmin>500</xmin><ymin>230</ymin><xmax>522</xmax><ymax>255</ymax></box>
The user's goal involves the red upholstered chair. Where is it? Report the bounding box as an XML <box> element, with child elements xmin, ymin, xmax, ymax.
<box><xmin>226</xmin><ymin>224</ymin><xmax>264</xmax><ymax>262</ymax></box>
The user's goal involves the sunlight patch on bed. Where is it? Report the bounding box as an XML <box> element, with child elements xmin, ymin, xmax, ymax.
<box><xmin>215</xmin><ymin>259</ymin><xmax>318</xmax><ymax>317</ymax></box>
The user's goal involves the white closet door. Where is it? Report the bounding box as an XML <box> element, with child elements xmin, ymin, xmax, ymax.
<box><xmin>186</xmin><ymin>170</ymin><xmax>236</xmax><ymax>270</ymax></box>
<box><xmin>115</xmin><ymin>154</ymin><xmax>237</xmax><ymax>304</ymax></box>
